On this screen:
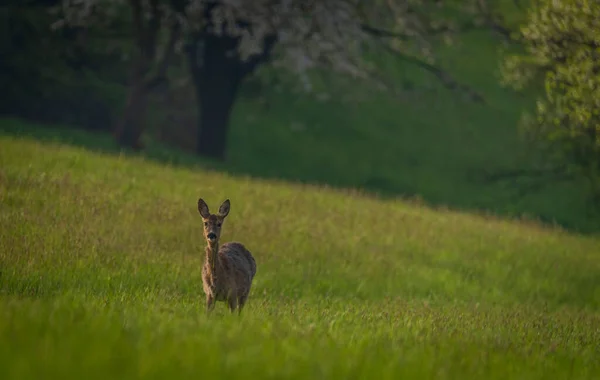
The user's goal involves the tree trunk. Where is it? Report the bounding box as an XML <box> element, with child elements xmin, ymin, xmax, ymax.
<box><xmin>187</xmin><ymin>22</ymin><xmax>277</xmax><ymax>160</ymax></box>
<box><xmin>114</xmin><ymin>68</ymin><xmax>147</xmax><ymax>150</ymax></box>
<box><xmin>187</xmin><ymin>32</ymin><xmax>241</xmax><ymax>160</ymax></box>
<box><xmin>196</xmin><ymin>76</ymin><xmax>241</xmax><ymax>160</ymax></box>
<box><xmin>113</xmin><ymin>0</ymin><xmax>182</xmax><ymax>151</ymax></box>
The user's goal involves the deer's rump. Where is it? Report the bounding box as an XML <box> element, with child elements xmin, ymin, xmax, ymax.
<box><xmin>220</xmin><ymin>242</ymin><xmax>257</xmax><ymax>280</ymax></box>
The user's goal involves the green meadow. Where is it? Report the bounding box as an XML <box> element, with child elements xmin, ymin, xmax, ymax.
<box><xmin>1</xmin><ymin>131</ymin><xmax>599</xmax><ymax>379</ymax></box>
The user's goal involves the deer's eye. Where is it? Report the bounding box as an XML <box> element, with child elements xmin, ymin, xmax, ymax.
<box><xmin>204</xmin><ymin>222</ymin><xmax>208</xmax><ymax>226</ymax></box>
<box><xmin>217</xmin><ymin>223</ymin><xmax>222</xmax><ymax>227</ymax></box>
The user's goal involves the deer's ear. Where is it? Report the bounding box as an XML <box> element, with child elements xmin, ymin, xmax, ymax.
<box><xmin>198</xmin><ymin>198</ymin><xmax>210</xmax><ymax>219</ymax></box>
<box><xmin>218</xmin><ymin>199</ymin><xmax>230</xmax><ymax>217</ymax></box>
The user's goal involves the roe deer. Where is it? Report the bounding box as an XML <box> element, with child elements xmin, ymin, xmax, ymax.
<box><xmin>198</xmin><ymin>198</ymin><xmax>257</xmax><ymax>314</ymax></box>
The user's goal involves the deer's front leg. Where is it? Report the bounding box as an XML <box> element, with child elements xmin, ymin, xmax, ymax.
<box><xmin>206</xmin><ymin>294</ymin><xmax>215</xmax><ymax>314</ymax></box>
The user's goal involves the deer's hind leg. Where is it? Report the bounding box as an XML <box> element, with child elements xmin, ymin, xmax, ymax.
<box><xmin>227</xmin><ymin>295</ymin><xmax>239</xmax><ymax>313</ymax></box>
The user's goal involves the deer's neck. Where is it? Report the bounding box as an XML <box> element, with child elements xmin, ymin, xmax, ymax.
<box><xmin>205</xmin><ymin>242</ymin><xmax>221</xmax><ymax>275</ymax></box>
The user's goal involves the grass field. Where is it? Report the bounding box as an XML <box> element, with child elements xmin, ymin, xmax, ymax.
<box><xmin>1</xmin><ymin>133</ymin><xmax>599</xmax><ymax>379</ymax></box>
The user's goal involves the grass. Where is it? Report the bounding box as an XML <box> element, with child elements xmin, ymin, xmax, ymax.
<box><xmin>1</xmin><ymin>133</ymin><xmax>600</xmax><ymax>379</ymax></box>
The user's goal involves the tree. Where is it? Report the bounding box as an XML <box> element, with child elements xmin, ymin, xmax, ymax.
<box><xmin>54</xmin><ymin>0</ymin><xmax>183</xmax><ymax>150</ymax></box>
<box><xmin>53</xmin><ymin>0</ymin><xmax>507</xmax><ymax>159</ymax></box>
<box><xmin>112</xmin><ymin>0</ymin><xmax>182</xmax><ymax>149</ymax></box>
<box><xmin>184</xmin><ymin>2</ymin><xmax>276</xmax><ymax>159</ymax></box>
<box><xmin>501</xmin><ymin>0</ymin><xmax>600</xmax><ymax>200</ymax></box>
<box><xmin>182</xmin><ymin>0</ymin><xmax>508</xmax><ymax>159</ymax></box>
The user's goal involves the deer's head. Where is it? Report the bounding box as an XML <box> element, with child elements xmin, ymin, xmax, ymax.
<box><xmin>197</xmin><ymin>198</ymin><xmax>230</xmax><ymax>246</ymax></box>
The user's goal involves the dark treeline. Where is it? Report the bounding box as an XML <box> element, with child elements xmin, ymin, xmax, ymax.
<box><xmin>2</xmin><ymin>0</ymin><xmax>119</xmax><ymax>131</ymax></box>
<box><xmin>2</xmin><ymin>0</ymin><xmax>276</xmax><ymax>159</ymax></box>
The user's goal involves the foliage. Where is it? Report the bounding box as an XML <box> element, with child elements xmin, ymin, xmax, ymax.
<box><xmin>501</xmin><ymin>0</ymin><xmax>600</xmax><ymax>198</ymax></box>
<box><xmin>51</xmin><ymin>0</ymin><xmax>507</xmax><ymax>91</ymax></box>
<box><xmin>1</xmin><ymin>134</ymin><xmax>600</xmax><ymax>379</ymax></box>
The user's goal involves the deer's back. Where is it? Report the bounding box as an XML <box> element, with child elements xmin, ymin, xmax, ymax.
<box><xmin>220</xmin><ymin>242</ymin><xmax>257</xmax><ymax>280</ymax></box>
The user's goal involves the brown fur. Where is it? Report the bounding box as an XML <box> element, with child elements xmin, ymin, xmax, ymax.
<box><xmin>198</xmin><ymin>198</ymin><xmax>257</xmax><ymax>314</ymax></box>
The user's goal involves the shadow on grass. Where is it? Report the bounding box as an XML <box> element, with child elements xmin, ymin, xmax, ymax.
<box><xmin>2</xmin><ymin>117</ymin><xmax>599</xmax><ymax>236</ymax></box>
<box><xmin>0</xmin><ymin>117</ymin><xmax>227</xmax><ymax>171</ymax></box>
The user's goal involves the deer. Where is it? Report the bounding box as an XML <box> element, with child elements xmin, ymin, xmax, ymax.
<box><xmin>197</xmin><ymin>198</ymin><xmax>257</xmax><ymax>315</ymax></box>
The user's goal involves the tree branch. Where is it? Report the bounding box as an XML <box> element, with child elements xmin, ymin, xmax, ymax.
<box><xmin>144</xmin><ymin>0</ymin><xmax>162</xmax><ymax>60</ymax></box>
<box><xmin>361</xmin><ymin>19</ymin><xmax>489</xmax><ymax>41</ymax></box>
<box><xmin>382</xmin><ymin>45</ymin><xmax>485</xmax><ymax>103</ymax></box>
<box><xmin>128</xmin><ymin>0</ymin><xmax>145</xmax><ymax>54</ymax></box>
<box><xmin>360</xmin><ymin>24</ymin><xmax>411</xmax><ymax>40</ymax></box>
<box><xmin>361</xmin><ymin>0</ymin><xmax>515</xmax><ymax>42</ymax></box>
<box><xmin>465</xmin><ymin>165</ymin><xmax>575</xmax><ymax>204</ymax></box>
<box><xmin>144</xmin><ymin>18</ymin><xmax>182</xmax><ymax>91</ymax></box>
<box><xmin>470</xmin><ymin>167</ymin><xmax>568</xmax><ymax>183</ymax></box>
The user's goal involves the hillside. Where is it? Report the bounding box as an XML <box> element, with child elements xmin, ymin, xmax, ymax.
<box><xmin>1</xmin><ymin>133</ymin><xmax>599</xmax><ymax>379</ymax></box>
